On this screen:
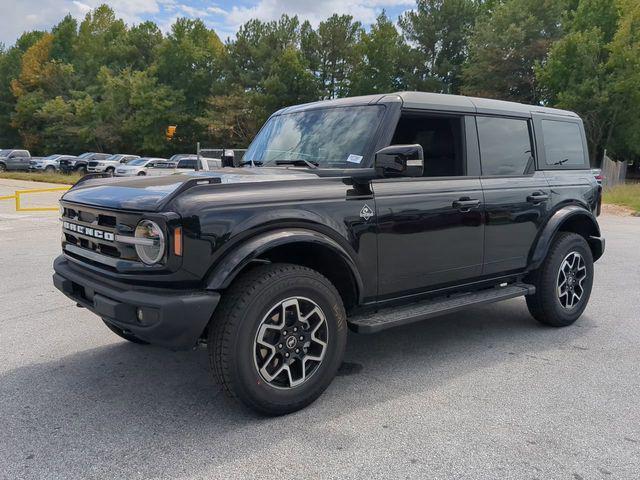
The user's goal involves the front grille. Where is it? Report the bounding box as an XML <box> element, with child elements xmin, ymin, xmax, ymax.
<box><xmin>88</xmin><ymin>161</ymin><xmax>99</xmax><ymax>167</ymax></box>
<box><xmin>61</xmin><ymin>203</ymin><xmax>143</xmax><ymax>268</ymax></box>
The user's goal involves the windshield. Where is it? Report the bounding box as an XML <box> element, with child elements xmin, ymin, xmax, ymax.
<box><xmin>244</xmin><ymin>106</ymin><xmax>384</xmax><ymax>168</ymax></box>
<box><xmin>42</xmin><ymin>155</ymin><xmax>60</xmax><ymax>160</ymax></box>
<box><xmin>105</xmin><ymin>155</ymin><xmax>122</xmax><ymax>161</ymax></box>
<box><xmin>78</xmin><ymin>152</ymin><xmax>93</xmax><ymax>158</ymax></box>
<box><xmin>127</xmin><ymin>159</ymin><xmax>150</xmax><ymax>166</ymax></box>
<box><xmin>0</xmin><ymin>149</ymin><xmax>11</xmax><ymax>155</ymax></box>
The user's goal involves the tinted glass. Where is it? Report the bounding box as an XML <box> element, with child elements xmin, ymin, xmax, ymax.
<box><xmin>541</xmin><ymin>120</ymin><xmax>585</xmax><ymax>167</ymax></box>
<box><xmin>477</xmin><ymin>117</ymin><xmax>533</xmax><ymax>176</ymax></box>
<box><xmin>244</xmin><ymin>106</ymin><xmax>385</xmax><ymax>168</ymax></box>
<box><xmin>177</xmin><ymin>159</ymin><xmax>197</xmax><ymax>169</ymax></box>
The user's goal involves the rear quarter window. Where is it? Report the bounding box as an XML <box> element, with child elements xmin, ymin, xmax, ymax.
<box><xmin>541</xmin><ymin>120</ymin><xmax>587</xmax><ymax>168</ymax></box>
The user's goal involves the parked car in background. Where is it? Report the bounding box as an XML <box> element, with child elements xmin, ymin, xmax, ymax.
<box><xmin>87</xmin><ymin>154</ymin><xmax>140</xmax><ymax>174</ymax></box>
<box><xmin>29</xmin><ymin>154</ymin><xmax>76</xmax><ymax>173</ymax></box>
<box><xmin>59</xmin><ymin>152</ymin><xmax>111</xmax><ymax>174</ymax></box>
<box><xmin>147</xmin><ymin>156</ymin><xmax>222</xmax><ymax>176</ymax></box>
<box><xmin>114</xmin><ymin>157</ymin><xmax>168</xmax><ymax>176</ymax></box>
<box><xmin>591</xmin><ymin>168</ymin><xmax>604</xmax><ymax>185</ymax></box>
<box><xmin>0</xmin><ymin>149</ymin><xmax>32</xmax><ymax>172</ymax></box>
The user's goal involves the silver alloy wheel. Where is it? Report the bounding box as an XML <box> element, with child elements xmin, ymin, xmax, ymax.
<box><xmin>556</xmin><ymin>251</ymin><xmax>587</xmax><ymax>309</ymax></box>
<box><xmin>254</xmin><ymin>296</ymin><xmax>328</xmax><ymax>389</ymax></box>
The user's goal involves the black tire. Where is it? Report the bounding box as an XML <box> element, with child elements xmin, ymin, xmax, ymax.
<box><xmin>102</xmin><ymin>319</ymin><xmax>149</xmax><ymax>345</ymax></box>
<box><xmin>0</xmin><ymin>163</ymin><xmax>6</xmax><ymax>172</ymax></box>
<box><xmin>76</xmin><ymin>165</ymin><xmax>87</xmax><ymax>174</ymax></box>
<box><xmin>209</xmin><ymin>263</ymin><xmax>347</xmax><ymax>415</ymax></box>
<box><xmin>106</xmin><ymin>167</ymin><xmax>115</xmax><ymax>175</ymax></box>
<box><xmin>45</xmin><ymin>165</ymin><xmax>55</xmax><ymax>173</ymax></box>
<box><xmin>526</xmin><ymin>232</ymin><xmax>594</xmax><ymax>327</ymax></box>
<box><xmin>137</xmin><ymin>171</ymin><xmax>146</xmax><ymax>176</ymax></box>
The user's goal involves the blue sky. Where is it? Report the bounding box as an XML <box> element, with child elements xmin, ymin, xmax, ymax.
<box><xmin>0</xmin><ymin>0</ymin><xmax>415</xmax><ymax>46</ymax></box>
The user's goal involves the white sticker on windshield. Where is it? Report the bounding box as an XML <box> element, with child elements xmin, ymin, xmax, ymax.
<box><xmin>347</xmin><ymin>154</ymin><xmax>363</xmax><ymax>164</ymax></box>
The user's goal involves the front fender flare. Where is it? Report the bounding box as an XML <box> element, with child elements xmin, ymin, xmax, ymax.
<box><xmin>529</xmin><ymin>205</ymin><xmax>603</xmax><ymax>270</ymax></box>
<box><xmin>206</xmin><ymin>228</ymin><xmax>364</xmax><ymax>297</ymax></box>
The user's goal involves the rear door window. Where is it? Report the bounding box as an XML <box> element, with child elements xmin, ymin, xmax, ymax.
<box><xmin>541</xmin><ymin>120</ymin><xmax>586</xmax><ymax>167</ymax></box>
<box><xmin>477</xmin><ymin>117</ymin><xmax>534</xmax><ymax>176</ymax></box>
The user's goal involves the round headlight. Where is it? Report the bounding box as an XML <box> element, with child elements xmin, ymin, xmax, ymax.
<box><xmin>134</xmin><ymin>220</ymin><xmax>165</xmax><ymax>265</ymax></box>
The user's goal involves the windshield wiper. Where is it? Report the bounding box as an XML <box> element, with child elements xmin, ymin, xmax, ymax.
<box><xmin>553</xmin><ymin>158</ymin><xmax>569</xmax><ymax>165</ymax></box>
<box><xmin>274</xmin><ymin>159</ymin><xmax>319</xmax><ymax>169</ymax></box>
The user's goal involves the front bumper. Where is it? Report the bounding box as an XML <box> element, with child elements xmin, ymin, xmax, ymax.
<box><xmin>53</xmin><ymin>256</ymin><xmax>220</xmax><ymax>349</ymax></box>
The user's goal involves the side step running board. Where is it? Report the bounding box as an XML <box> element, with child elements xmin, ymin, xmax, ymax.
<box><xmin>348</xmin><ymin>283</ymin><xmax>535</xmax><ymax>334</ymax></box>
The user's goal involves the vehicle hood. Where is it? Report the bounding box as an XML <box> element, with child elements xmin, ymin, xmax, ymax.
<box><xmin>61</xmin><ymin>167</ymin><xmax>321</xmax><ymax>211</ymax></box>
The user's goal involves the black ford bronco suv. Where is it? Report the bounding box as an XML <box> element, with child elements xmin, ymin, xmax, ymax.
<box><xmin>53</xmin><ymin>92</ymin><xmax>604</xmax><ymax>415</ymax></box>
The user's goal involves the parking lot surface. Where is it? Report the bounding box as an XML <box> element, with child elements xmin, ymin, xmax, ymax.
<box><xmin>1</xmin><ymin>182</ymin><xmax>639</xmax><ymax>479</ymax></box>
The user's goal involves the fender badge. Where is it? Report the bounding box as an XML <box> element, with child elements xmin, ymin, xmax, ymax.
<box><xmin>360</xmin><ymin>204</ymin><xmax>374</xmax><ymax>221</ymax></box>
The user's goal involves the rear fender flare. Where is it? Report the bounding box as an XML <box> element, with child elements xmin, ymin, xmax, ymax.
<box><xmin>529</xmin><ymin>205</ymin><xmax>602</xmax><ymax>270</ymax></box>
<box><xmin>206</xmin><ymin>228</ymin><xmax>364</xmax><ymax>299</ymax></box>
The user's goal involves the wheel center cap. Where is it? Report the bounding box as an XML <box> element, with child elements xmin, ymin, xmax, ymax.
<box><xmin>285</xmin><ymin>336</ymin><xmax>297</xmax><ymax>349</ymax></box>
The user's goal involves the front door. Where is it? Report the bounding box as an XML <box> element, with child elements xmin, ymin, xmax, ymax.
<box><xmin>372</xmin><ymin>113</ymin><xmax>484</xmax><ymax>301</ymax></box>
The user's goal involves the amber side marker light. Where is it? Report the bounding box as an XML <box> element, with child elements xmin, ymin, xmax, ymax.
<box><xmin>174</xmin><ymin>227</ymin><xmax>183</xmax><ymax>256</ymax></box>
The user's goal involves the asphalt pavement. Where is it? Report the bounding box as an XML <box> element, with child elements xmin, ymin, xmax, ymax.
<box><xmin>1</xmin><ymin>181</ymin><xmax>639</xmax><ymax>479</ymax></box>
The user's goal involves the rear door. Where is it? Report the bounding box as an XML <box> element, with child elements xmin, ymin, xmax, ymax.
<box><xmin>476</xmin><ymin>116</ymin><xmax>550</xmax><ymax>275</ymax></box>
<box><xmin>373</xmin><ymin>114</ymin><xmax>485</xmax><ymax>300</ymax></box>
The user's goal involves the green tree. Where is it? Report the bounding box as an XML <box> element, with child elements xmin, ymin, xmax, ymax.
<box><xmin>315</xmin><ymin>15</ymin><xmax>363</xmax><ymax>98</ymax></box>
<box><xmin>463</xmin><ymin>0</ymin><xmax>567</xmax><ymax>103</ymax></box>
<box><xmin>400</xmin><ymin>0</ymin><xmax>478</xmax><ymax>93</ymax></box>
<box><xmin>537</xmin><ymin>0</ymin><xmax>640</xmax><ymax>165</ymax></box>
<box><xmin>94</xmin><ymin>67</ymin><xmax>185</xmax><ymax>154</ymax></box>
<box><xmin>350</xmin><ymin>12</ymin><xmax>413</xmax><ymax>95</ymax></box>
<box><xmin>155</xmin><ymin>18</ymin><xmax>224</xmax><ymax>149</ymax></box>
<box><xmin>74</xmin><ymin>5</ymin><xmax>129</xmax><ymax>84</ymax></box>
<box><xmin>0</xmin><ymin>31</ymin><xmax>45</xmax><ymax>147</ymax></box>
<box><xmin>225</xmin><ymin>15</ymin><xmax>301</xmax><ymax>92</ymax></box>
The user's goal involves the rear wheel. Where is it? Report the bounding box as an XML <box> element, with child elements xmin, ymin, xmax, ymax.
<box><xmin>45</xmin><ymin>165</ymin><xmax>55</xmax><ymax>173</ymax></box>
<box><xmin>76</xmin><ymin>165</ymin><xmax>87</xmax><ymax>174</ymax></box>
<box><xmin>102</xmin><ymin>319</ymin><xmax>149</xmax><ymax>344</ymax></box>
<box><xmin>0</xmin><ymin>163</ymin><xmax>5</xmax><ymax>172</ymax></box>
<box><xmin>526</xmin><ymin>232</ymin><xmax>594</xmax><ymax>327</ymax></box>
<box><xmin>106</xmin><ymin>167</ymin><xmax>115</xmax><ymax>175</ymax></box>
<box><xmin>209</xmin><ymin>263</ymin><xmax>347</xmax><ymax>415</ymax></box>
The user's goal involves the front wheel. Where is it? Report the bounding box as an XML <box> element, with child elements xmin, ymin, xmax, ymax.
<box><xmin>45</xmin><ymin>165</ymin><xmax>55</xmax><ymax>173</ymax></box>
<box><xmin>526</xmin><ymin>232</ymin><xmax>594</xmax><ymax>327</ymax></box>
<box><xmin>0</xmin><ymin>163</ymin><xmax>6</xmax><ymax>172</ymax></box>
<box><xmin>208</xmin><ymin>263</ymin><xmax>347</xmax><ymax>415</ymax></box>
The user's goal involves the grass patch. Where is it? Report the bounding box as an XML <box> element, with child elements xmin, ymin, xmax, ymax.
<box><xmin>0</xmin><ymin>171</ymin><xmax>79</xmax><ymax>185</ymax></box>
<box><xmin>603</xmin><ymin>183</ymin><xmax>640</xmax><ymax>213</ymax></box>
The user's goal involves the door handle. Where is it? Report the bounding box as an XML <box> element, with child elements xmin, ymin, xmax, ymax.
<box><xmin>452</xmin><ymin>198</ymin><xmax>480</xmax><ymax>211</ymax></box>
<box><xmin>527</xmin><ymin>191</ymin><xmax>549</xmax><ymax>203</ymax></box>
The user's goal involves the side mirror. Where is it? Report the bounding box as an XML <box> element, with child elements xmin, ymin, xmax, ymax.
<box><xmin>374</xmin><ymin>144</ymin><xmax>424</xmax><ymax>178</ymax></box>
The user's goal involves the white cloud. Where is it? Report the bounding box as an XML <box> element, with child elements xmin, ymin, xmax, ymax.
<box><xmin>225</xmin><ymin>0</ymin><xmax>413</xmax><ymax>30</ymax></box>
<box><xmin>0</xmin><ymin>0</ymin><xmax>413</xmax><ymax>47</ymax></box>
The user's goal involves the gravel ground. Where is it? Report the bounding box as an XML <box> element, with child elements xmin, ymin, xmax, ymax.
<box><xmin>0</xmin><ymin>183</ymin><xmax>639</xmax><ymax>479</ymax></box>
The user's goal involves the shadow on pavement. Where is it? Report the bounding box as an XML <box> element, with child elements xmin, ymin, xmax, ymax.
<box><xmin>0</xmin><ymin>298</ymin><xmax>590</xmax><ymax>478</ymax></box>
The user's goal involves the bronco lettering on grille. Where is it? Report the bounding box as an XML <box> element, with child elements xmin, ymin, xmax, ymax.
<box><xmin>63</xmin><ymin>221</ymin><xmax>115</xmax><ymax>241</ymax></box>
